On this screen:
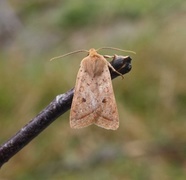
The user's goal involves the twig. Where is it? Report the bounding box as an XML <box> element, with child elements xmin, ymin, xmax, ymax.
<box><xmin>0</xmin><ymin>55</ymin><xmax>132</xmax><ymax>168</ymax></box>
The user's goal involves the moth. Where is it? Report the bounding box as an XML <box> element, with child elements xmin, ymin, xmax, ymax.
<box><xmin>51</xmin><ymin>47</ymin><xmax>135</xmax><ymax>130</ymax></box>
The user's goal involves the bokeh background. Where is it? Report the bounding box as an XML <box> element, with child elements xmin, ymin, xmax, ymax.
<box><xmin>0</xmin><ymin>0</ymin><xmax>186</xmax><ymax>179</ymax></box>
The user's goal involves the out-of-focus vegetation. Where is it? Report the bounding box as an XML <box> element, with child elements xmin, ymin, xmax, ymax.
<box><xmin>0</xmin><ymin>0</ymin><xmax>186</xmax><ymax>179</ymax></box>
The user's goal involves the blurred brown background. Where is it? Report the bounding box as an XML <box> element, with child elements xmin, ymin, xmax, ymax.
<box><xmin>0</xmin><ymin>0</ymin><xmax>186</xmax><ymax>179</ymax></box>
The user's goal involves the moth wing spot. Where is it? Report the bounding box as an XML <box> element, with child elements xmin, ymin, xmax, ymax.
<box><xmin>79</xmin><ymin>86</ymin><xmax>84</xmax><ymax>92</ymax></box>
<box><xmin>82</xmin><ymin>98</ymin><xmax>86</xmax><ymax>102</ymax></box>
<box><xmin>104</xmin><ymin>87</ymin><xmax>109</xmax><ymax>93</ymax></box>
<box><xmin>102</xmin><ymin>98</ymin><xmax>107</xmax><ymax>103</ymax></box>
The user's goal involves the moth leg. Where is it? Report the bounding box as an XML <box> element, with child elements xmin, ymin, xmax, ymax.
<box><xmin>103</xmin><ymin>55</ymin><xmax>114</xmax><ymax>59</ymax></box>
<box><xmin>107</xmin><ymin>62</ymin><xmax>124</xmax><ymax>79</ymax></box>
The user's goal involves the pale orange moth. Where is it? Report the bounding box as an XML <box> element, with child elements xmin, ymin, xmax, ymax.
<box><xmin>51</xmin><ymin>47</ymin><xmax>135</xmax><ymax>130</ymax></box>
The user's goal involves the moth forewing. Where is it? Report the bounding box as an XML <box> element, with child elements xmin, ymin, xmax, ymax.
<box><xmin>70</xmin><ymin>49</ymin><xmax>119</xmax><ymax>130</ymax></box>
<box><xmin>93</xmin><ymin>61</ymin><xmax>119</xmax><ymax>130</ymax></box>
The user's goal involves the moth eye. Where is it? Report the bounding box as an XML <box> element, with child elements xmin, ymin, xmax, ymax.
<box><xmin>82</xmin><ymin>98</ymin><xmax>86</xmax><ymax>102</ymax></box>
<box><xmin>102</xmin><ymin>98</ymin><xmax>106</xmax><ymax>103</ymax></box>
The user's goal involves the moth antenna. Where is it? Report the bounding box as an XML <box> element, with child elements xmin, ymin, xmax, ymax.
<box><xmin>96</xmin><ymin>47</ymin><xmax>136</xmax><ymax>54</ymax></box>
<box><xmin>50</xmin><ymin>49</ymin><xmax>89</xmax><ymax>61</ymax></box>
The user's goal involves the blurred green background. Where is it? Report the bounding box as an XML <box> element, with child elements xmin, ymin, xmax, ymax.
<box><xmin>0</xmin><ymin>0</ymin><xmax>186</xmax><ymax>179</ymax></box>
